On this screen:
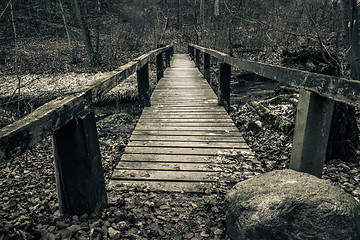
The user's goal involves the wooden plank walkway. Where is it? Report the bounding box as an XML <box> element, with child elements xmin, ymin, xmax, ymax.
<box><xmin>109</xmin><ymin>54</ymin><xmax>251</xmax><ymax>192</ymax></box>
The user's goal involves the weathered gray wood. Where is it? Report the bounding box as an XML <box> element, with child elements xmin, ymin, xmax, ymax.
<box><xmin>189</xmin><ymin>43</ymin><xmax>360</xmax><ymax>107</ymax></box>
<box><xmin>124</xmin><ymin>146</ymin><xmax>248</xmax><ymax>155</ymax></box>
<box><xmin>52</xmin><ymin>110</ymin><xmax>107</xmax><ymax>214</ymax></box>
<box><xmin>156</xmin><ymin>52</ymin><xmax>164</xmax><ymax>81</ymax></box>
<box><xmin>132</xmin><ymin>130</ymin><xmax>243</xmax><ymax>136</ymax></box>
<box><xmin>112</xmin><ymin>169</ymin><xmax>220</xmax><ymax>181</ymax></box>
<box><xmin>204</xmin><ymin>53</ymin><xmax>211</xmax><ymax>83</ymax></box>
<box><xmin>0</xmin><ymin>44</ymin><xmax>173</xmax><ymax>163</ymax></box>
<box><xmin>219</xmin><ymin>63</ymin><xmax>231</xmax><ymax>109</ymax></box>
<box><xmin>115</xmin><ymin>161</ymin><xmax>220</xmax><ymax>171</ymax></box>
<box><xmin>108</xmin><ymin>180</ymin><xmax>215</xmax><ymax>193</ymax></box>
<box><xmin>136</xmin><ymin>122</ymin><xmax>235</xmax><ymax>127</ymax></box>
<box><xmin>289</xmin><ymin>89</ymin><xmax>334</xmax><ymax>177</ymax></box>
<box><xmin>195</xmin><ymin>49</ymin><xmax>200</xmax><ymax>69</ymax></box>
<box><xmin>111</xmin><ymin>54</ymin><xmax>250</xmax><ymax>192</ymax></box>
<box><xmin>135</xmin><ymin>126</ymin><xmax>237</xmax><ymax>131</ymax></box>
<box><xmin>121</xmin><ymin>153</ymin><xmax>217</xmax><ymax>163</ymax></box>
<box><xmin>127</xmin><ymin>140</ymin><xmax>247</xmax><ymax>149</ymax></box>
<box><xmin>189</xmin><ymin>46</ymin><xmax>195</xmax><ymax>60</ymax></box>
<box><xmin>130</xmin><ymin>135</ymin><xmax>243</xmax><ymax>142</ymax></box>
<box><xmin>165</xmin><ymin>49</ymin><xmax>171</xmax><ymax>67</ymax></box>
<box><xmin>0</xmin><ymin>92</ymin><xmax>89</xmax><ymax>163</ymax></box>
<box><xmin>140</xmin><ymin>114</ymin><xmax>229</xmax><ymax>119</ymax></box>
<box><xmin>137</xmin><ymin>62</ymin><xmax>151</xmax><ymax>107</ymax></box>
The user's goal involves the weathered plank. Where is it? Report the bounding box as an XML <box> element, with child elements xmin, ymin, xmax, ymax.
<box><xmin>120</xmin><ymin>154</ymin><xmax>218</xmax><ymax>163</ymax></box>
<box><xmin>0</xmin><ymin>92</ymin><xmax>90</xmax><ymax>163</ymax></box>
<box><xmin>127</xmin><ymin>140</ymin><xmax>247</xmax><ymax>149</ymax></box>
<box><xmin>132</xmin><ymin>130</ymin><xmax>243</xmax><ymax>136</ymax></box>
<box><xmin>0</xmin><ymin>44</ymin><xmax>173</xmax><ymax>163</ymax></box>
<box><xmin>115</xmin><ymin>161</ymin><xmax>220</xmax><ymax>171</ymax></box>
<box><xmin>130</xmin><ymin>135</ymin><xmax>243</xmax><ymax>142</ymax></box>
<box><xmin>124</xmin><ymin>146</ymin><xmax>248</xmax><ymax>155</ymax></box>
<box><xmin>136</xmin><ymin>122</ymin><xmax>236</xmax><ymax>127</ymax></box>
<box><xmin>112</xmin><ymin>169</ymin><xmax>220</xmax><ymax>181</ymax></box>
<box><xmin>110</xmin><ymin>54</ymin><xmax>250</xmax><ymax>192</ymax></box>
<box><xmin>108</xmin><ymin>180</ymin><xmax>215</xmax><ymax>193</ymax></box>
<box><xmin>140</xmin><ymin>114</ymin><xmax>230</xmax><ymax>119</ymax></box>
<box><xmin>189</xmin><ymin>43</ymin><xmax>360</xmax><ymax>107</ymax></box>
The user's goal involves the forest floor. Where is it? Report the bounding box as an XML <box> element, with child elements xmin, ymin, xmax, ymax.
<box><xmin>1</xmin><ymin>40</ymin><xmax>360</xmax><ymax>239</ymax></box>
<box><xmin>1</xmin><ymin>70</ymin><xmax>360</xmax><ymax>239</ymax></box>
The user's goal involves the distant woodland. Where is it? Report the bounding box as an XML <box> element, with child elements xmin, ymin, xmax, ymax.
<box><xmin>0</xmin><ymin>0</ymin><xmax>353</xmax><ymax>76</ymax></box>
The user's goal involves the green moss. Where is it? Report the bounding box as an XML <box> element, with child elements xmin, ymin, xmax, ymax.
<box><xmin>14</xmin><ymin>216</ymin><xmax>31</xmax><ymax>226</ymax></box>
<box><xmin>306</xmin><ymin>61</ymin><xmax>316</xmax><ymax>70</ymax></box>
<box><xmin>262</xmin><ymin>94</ymin><xmax>299</xmax><ymax>105</ymax></box>
<box><xmin>251</xmin><ymin>100</ymin><xmax>294</xmax><ymax>134</ymax></box>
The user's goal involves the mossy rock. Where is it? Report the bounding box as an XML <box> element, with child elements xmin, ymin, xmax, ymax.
<box><xmin>225</xmin><ymin>169</ymin><xmax>360</xmax><ymax>240</ymax></box>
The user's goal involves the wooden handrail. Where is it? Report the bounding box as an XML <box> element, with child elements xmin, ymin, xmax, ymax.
<box><xmin>188</xmin><ymin>43</ymin><xmax>352</xmax><ymax>178</ymax></box>
<box><xmin>189</xmin><ymin>43</ymin><xmax>360</xmax><ymax>107</ymax></box>
<box><xmin>0</xmin><ymin>44</ymin><xmax>174</xmax><ymax>164</ymax></box>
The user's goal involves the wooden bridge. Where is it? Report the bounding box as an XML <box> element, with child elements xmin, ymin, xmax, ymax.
<box><xmin>109</xmin><ymin>54</ymin><xmax>250</xmax><ymax>192</ymax></box>
<box><xmin>1</xmin><ymin>43</ymin><xmax>360</xmax><ymax>215</ymax></box>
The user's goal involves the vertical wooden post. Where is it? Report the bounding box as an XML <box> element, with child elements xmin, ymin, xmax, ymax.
<box><xmin>156</xmin><ymin>52</ymin><xmax>164</xmax><ymax>81</ymax></box>
<box><xmin>290</xmin><ymin>89</ymin><xmax>334</xmax><ymax>178</ymax></box>
<box><xmin>165</xmin><ymin>49</ymin><xmax>171</xmax><ymax>68</ymax></box>
<box><xmin>195</xmin><ymin>49</ymin><xmax>200</xmax><ymax>69</ymax></box>
<box><xmin>170</xmin><ymin>45</ymin><xmax>174</xmax><ymax>56</ymax></box>
<box><xmin>218</xmin><ymin>63</ymin><xmax>231</xmax><ymax>110</ymax></box>
<box><xmin>204</xmin><ymin>53</ymin><xmax>210</xmax><ymax>83</ymax></box>
<box><xmin>52</xmin><ymin>110</ymin><xmax>107</xmax><ymax>215</ymax></box>
<box><xmin>137</xmin><ymin>62</ymin><xmax>151</xmax><ymax>107</ymax></box>
<box><xmin>190</xmin><ymin>46</ymin><xmax>195</xmax><ymax>60</ymax></box>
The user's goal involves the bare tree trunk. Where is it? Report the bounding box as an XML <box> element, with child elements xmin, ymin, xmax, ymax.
<box><xmin>10</xmin><ymin>1</ymin><xmax>21</xmax><ymax>118</ymax></box>
<box><xmin>326</xmin><ymin>0</ymin><xmax>360</xmax><ymax>163</ymax></box>
<box><xmin>59</xmin><ymin>0</ymin><xmax>78</xmax><ymax>63</ymax></box>
<box><xmin>194</xmin><ymin>0</ymin><xmax>197</xmax><ymax>25</ymax></box>
<box><xmin>200</xmin><ymin>0</ymin><xmax>205</xmax><ymax>24</ymax></box>
<box><xmin>72</xmin><ymin>0</ymin><xmax>99</xmax><ymax>67</ymax></box>
<box><xmin>343</xmin><ymin>0</ymin><xmax>360</xmax><ymax>77</ymax></box>
<box><xmin>228</xmin><ymin>19</ymin><xmax>233</xmax><ymax>56</ymax></box>
<box><xmin>95</xmin><ymin>0</ymin><xmax>101</xmax><ymax>55</ymax></box>
<box><xmin>214</xmin><ymin>0</ymin><xmax>220</xmax><ymax>16</ymax></box>
<box><xmin>177</xmin><ymin>0</ymin><xmax>181</xmax><ymax>30</ymax></box>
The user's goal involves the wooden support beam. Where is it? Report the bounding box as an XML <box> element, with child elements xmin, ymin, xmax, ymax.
<box><xmin>218</xmin><ymin>63</ymin><xmax>231</xmax><ymax>110</ymax></box>
<box><xmin>165</xmin><ymin>49</ymin><xmax>171</xmax><ymax>68</ymax></box>
<box><xmin>290</xmin><ymin>89</ymin><xmax>334</xmax><ymax>178</ymax></box>
<box><xmin>190</xmin><ymin>46</ymin><xmax>195</xmax><ymax>60</ymax></box>
<box><xmin>52</xmin><ymin>110</ymin><xmax>107</xmax><ymax>215</ymax></box>
<box><xmin>137</xmin><ymin>62</ymin><xmax>151</xmax><ymax>107</ymax></box>
<box><xmin>170</xmin><ymin>45</ymin><xmax>174</xmax><ymax>56</ymax></box>
<box><xmin>195</xmin><ymin>49</ymin><xmax>200</xmax><ymax>69</ymax></box>
<box><xmin>204</xmin><ymin>53</ymin><xmax>210</xmax><ymax>83</ymax></box>
<box><xmin>156</xmin><ymin>52</ymin><xmax>164</xmax><ymax>81</ymax></box>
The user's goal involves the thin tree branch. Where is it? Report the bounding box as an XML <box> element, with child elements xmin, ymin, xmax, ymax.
<box><xmin>0</xmin><ymin>0</ymin><xmax>12</xmax><ymax>19</ymax></box>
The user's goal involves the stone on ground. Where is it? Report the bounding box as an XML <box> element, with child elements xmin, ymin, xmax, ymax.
<box><xmin>225</xmin><ymin>169</ymin><xmax>360</xmax><ymax>240</ymax></box>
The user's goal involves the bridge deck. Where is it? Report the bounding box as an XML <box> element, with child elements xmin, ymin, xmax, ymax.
<box><xmin>109</xmin><ymin>54</ymin><xmax>251</xmax><ymax>192</ymax></box>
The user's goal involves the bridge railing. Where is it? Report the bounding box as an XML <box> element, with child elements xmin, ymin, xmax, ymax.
<box><xmin>188</xmin><ymin>43</ymin><xmax>359</xmax><ymax>179</ymax></box>
<box><xmin>0</xmin><ymin>44</ymin><xmax>173</xmax><ymax>215</ymax></box>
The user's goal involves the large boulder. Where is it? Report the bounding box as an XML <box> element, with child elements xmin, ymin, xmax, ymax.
<box><xmin>225</xmin><ymin>169</ymin><xmax>360</xmax><ymax>240</ymax></box>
